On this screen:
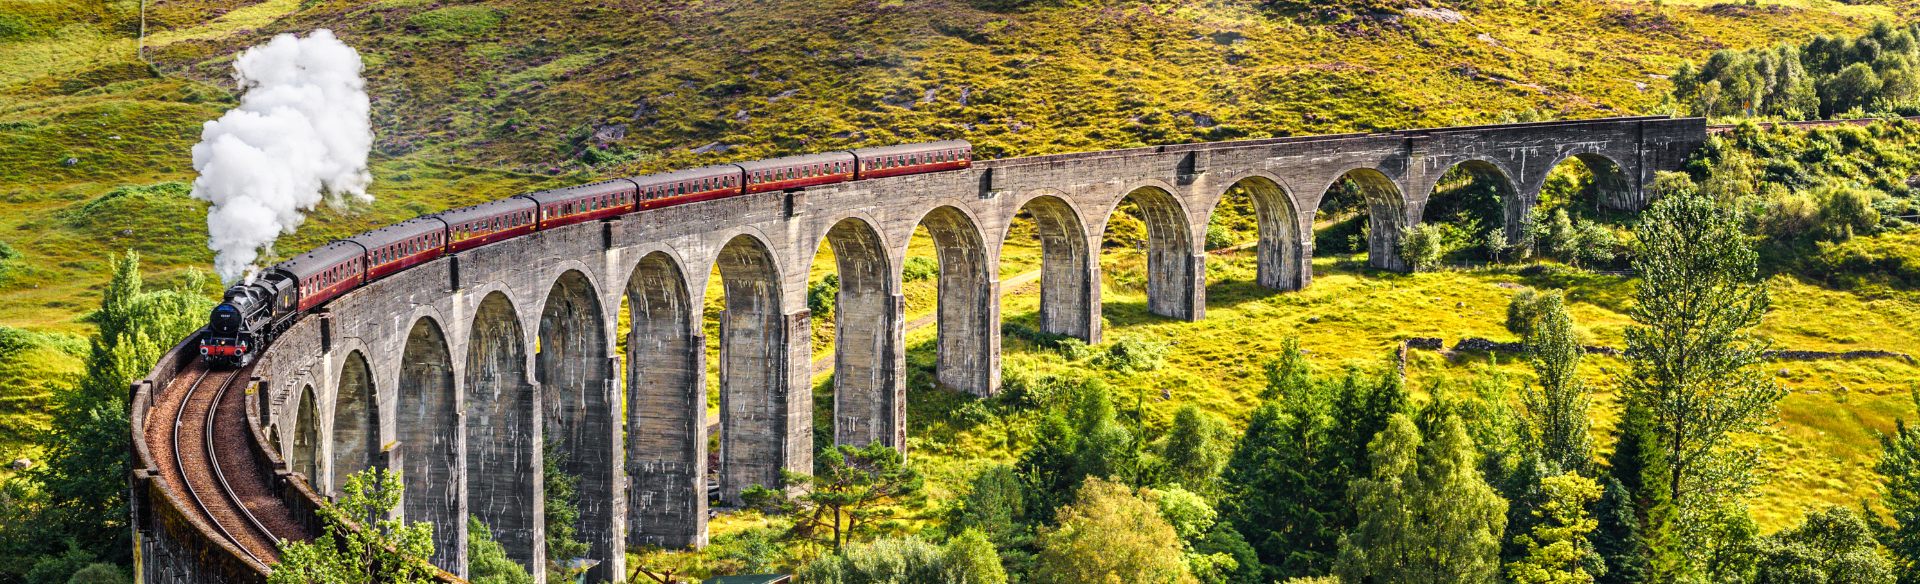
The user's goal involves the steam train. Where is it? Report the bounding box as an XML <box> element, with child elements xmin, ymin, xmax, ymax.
<box><xmin>201</xmin><ymin>140</ymin><xmax>973</xmax><ymax>367</ymax></box>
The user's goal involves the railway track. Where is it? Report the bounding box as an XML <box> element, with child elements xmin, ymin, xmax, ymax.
<box><xmin>145</xmin><ymin>358</ymin><xmax>311</xmax><ymax>568</ymax></box>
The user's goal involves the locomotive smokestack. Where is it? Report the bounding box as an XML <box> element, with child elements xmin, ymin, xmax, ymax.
<box><xmin>189</xmin><ymin>29</ymin><xmax>373</xmax><ymax>285</ymax></box>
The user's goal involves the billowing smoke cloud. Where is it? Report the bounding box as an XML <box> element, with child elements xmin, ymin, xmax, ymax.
<box><xmin>190</xmin><ymin>29</ymin><xmax>372</xmax><ymax>284</ymax></box>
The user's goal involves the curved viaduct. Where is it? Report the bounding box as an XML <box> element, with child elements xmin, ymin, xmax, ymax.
<box><xmin>133</xmin><ymin>115</ymin><xmax>1706</xmax><ymax>583</ymax></box>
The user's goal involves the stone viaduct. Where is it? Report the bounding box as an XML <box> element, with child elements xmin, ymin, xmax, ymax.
<box><xmin>138</xmin><ymin>115</ymin><xmax>1706</xmax><ymax>582</ymax></box>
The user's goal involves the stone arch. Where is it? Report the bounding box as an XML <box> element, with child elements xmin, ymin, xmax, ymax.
<box><xmin>1546</xmin><ymin>152</ymin><xmax>1634</xmax><ymax>212</ymax></box>
<box><xmin>397</xmin><ymin>316</ymin><xmax>461</xmax><ymax>570</ymax></box>
<box><xmin>625</xmin><ymin>250</ymin><xmax>706</xmax><ymax>548</ymax></box>
<box><xmin>1216</xmin><ymin>174</ymin><xmax>1309</xmax><ymax>291</ymax></box>
<box><xmin>816</xmin><ymin>216</ymin><xmax>902</xmax><ymax>448</ymax></box>
<box><xmin>1324</xmin><ymin>168</ymin><xmax>1410</xmax><ymax>272</ymax></box>
<box><xmin>1006</xmin><ymin>193</ymin><xmax>1098</xmax><ymax>342</ymax></box>
<box><xmin>912</xmin><ymin>205</ymin><xmax>999</xmax><ymax>397</ymax></box>
<box><xmin>292</xmin><ymin>384</ymin><xmax>319</xmax><ymax>482</ymax></box>
<box><xmin>1427</xmin><ymin>159</ymin><xmax>1523</xmax><ymax>243</ymax></box>
<box><xmin>536</xmin><ymin>270</ymin><xmax>615</xmax><ymax>573</ymax></box>
<box><xmin>329</xmin><ymin>351</ymin><xmax>378</xmax><ymax>498</ymax></box>
<box><xmin>1105</xmin><ymin>185</ymin><xmax>1202</xmax><ymax>320</ymax></box>
<box><xmin>465</xmin><ymin>291</ymin><xmax>537</xmax><ymax>570</ymax></box>
<box><xmin>713</xmin><ymin>233</ymin><xmax>803</xmax><ymax>503</ymax></box>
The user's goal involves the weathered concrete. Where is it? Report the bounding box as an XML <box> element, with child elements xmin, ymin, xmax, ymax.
<box><xmin>161</xmin><ymin>115</ymin><xmax>1704</xmax><ymax>583</ymax></box>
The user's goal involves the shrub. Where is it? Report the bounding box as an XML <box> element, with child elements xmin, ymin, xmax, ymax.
<box><xmin>903</xmin><ymin>256</ymin><xmax>939</xmax><ymax>282</ymax></box>
<box><xmin>808</xmin><ymin>274</ymin><xmax>839</xmax><ymax>319</ymax></box>
<box><xmin>1396</xmin><ymin>223</ymin><xmax>1447</xmax><ymax>271</ymax></box>
<box><xmin>1094</xmin><ymin>335</ymin><xmax>1168</xmax><ymax>373</ymax></box>
<box><xmin>1205</xmin><ymin>224</ymin><xmax>1235</xmax><ymax>251</ymax></box>
<box><xmin>1505</xmin><ymin>288</ymin><xmax>1567</xmax><ymax>339</ymax></box>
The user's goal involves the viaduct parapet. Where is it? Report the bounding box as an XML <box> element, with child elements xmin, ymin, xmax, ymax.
<box><xmin>133</xmin><ymin>115</ymin><xmax>1706</xmax><ymax>583</ymax></box>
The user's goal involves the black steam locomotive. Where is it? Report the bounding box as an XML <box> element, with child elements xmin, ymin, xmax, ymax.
<box><xmin>201</xmin><ymin>140</ymin><xmax>974</xmax><ymax>368</ymax></box>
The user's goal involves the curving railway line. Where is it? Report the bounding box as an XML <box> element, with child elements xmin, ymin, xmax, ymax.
<box><xmin>142</xmin><ymin>356</ymin><xmax>311</xmax><ymax>571</ymax></box>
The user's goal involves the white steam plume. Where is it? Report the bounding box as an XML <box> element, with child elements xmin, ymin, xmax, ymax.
<box><xmin>190</xmin><ymin>29</ymin><xmax>373</xmax><ymax>284</ymax></box>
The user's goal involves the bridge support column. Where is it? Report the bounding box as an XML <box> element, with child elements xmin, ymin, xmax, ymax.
<box><xmin>1039</xmin><ymin>244</ymin><xmax>1101</xmax><ymax>344</ymax></box>
<box><xmin>936</xmin><ymin>278</ymin><xmax>1001</xmax><ymax>397</ymax></box>
<box><xmin>718</xmin><ymin>310</ymin><xmax>813</xmax><ymax>504</ymax></box>
<box><xmin>627</xmin><ymin>332</ymin><xmax>708</xmax><ymax>549</ymax></box>
<box><xmin>1151</xmin><ymin>252</ymin><xmax>1206</xmax><ymax>322</ymax></box>
<box><xmin>833</xmin><ymin>293</ymin><xmax>907</xmax><ymax>449</ymax></box>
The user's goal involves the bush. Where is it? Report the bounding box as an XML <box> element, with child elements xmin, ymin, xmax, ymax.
<box><xmin>1505</xmin><ymin>288</ymin><xmax>1566</xmax><ymax>339</ymax></box>
<box><xmin>1205</xmin><ymin>224</ymin><xmax>1235</xmax><ymax>251</ymax></box>
<box><xmin>808</xmin><ymin>274</ymin><xmax>839</xmax><ymax>319</ymax></box>
<box><xmin>1094</xmin><ymin>335</ymin><xmax>1168</xmax><ymax>373</ymax></box>
<box><xmin>1397</xmin><ymin>223</ymin><xmax>1448</xmax><ymax>271</ymax></box>
<box><xmin>903</xmin><ymin>256</ymin><xmax>939</xmax><ymax>282</ymax></box>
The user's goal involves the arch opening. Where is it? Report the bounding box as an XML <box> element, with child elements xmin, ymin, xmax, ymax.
<box><xmin>1422</xmin><ymin>160</ymin><xmax>1520</xmax><ymax>263</ymax></box>
<box><xmin>292</xmin><ymin>384</ymin><xmax>319</xmax><ymax>483</ymax></box>
<box><xmin>1208</xmin><ymin>176</ymin><xmax>1306</xmax><ymax>292</ymax></box>
<box><xmin>1101</xmin><ymin>186</ymin><xmax>1200</xmax><ymax>320</ymax></box>
<box><xmin>1543</xmin><ymin>153</ymin><xmax>1634</xmax><ymax>215</ymax></box>
<box><xmin>913</xmin><ymin>206</ymin><xmax>998</xmax><ymax>397</ymax></box>
<box><xmin>1002</xmin><ymin>196</ymin><xmax>1096</xmax><ymax>343</ymax></box>
<box><xmin>536</xmin><ymin>270</ymin><xmax>614</xmax><ymax>575</ymax></box>
<box><xmin>1314</xmin><ymin>169</ymin><xmax>1408</xmax><ymax>272</ymax></box>
<box><xmin>330</xmin><ymin>351</ymin><xmax>378</xmax><ymax>498</ymax></box>
<box><xmin>398</xmin><ymin>317</ymin><xmax>461</xmax><ymax>569</ymax></box>
<box><xmin>624</xmin><ymin>252</ymin><xmax>706</xmax><ymax>548</ymax></box>
<box><xmin>811</xmin><ymin>218</ymin><xmax>902</xmax><ymax>448</ymax></box>
<box><xmin>712</xmin><ymin>235</ymin><xmax>803</xmax><ymax>503</ymax></box>
<box><xmin>465</xmin><ymin>292</ymin><xmax>537</xmax><ymax>570</ymax></box>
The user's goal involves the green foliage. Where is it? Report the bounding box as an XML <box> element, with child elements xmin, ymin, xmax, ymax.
<box><xmin>0</xmin><ymin>252</ymin><xmax>211</xmax><ymax>582</ymax></box>
<box><xmin>902</xmin><ymin>256</ymin><xmax>939</xmax><ymax>282</ymax></box>
<box><xmin>1221</xmin><ymin>348</ymin><xmax>1407</xmax><ymax>581</ymax></box>
<box><xmin>1624</xmin><ymin>175</ymin><xmax>1783</xmax><ymax>524</ymax></box>
<box><xmin>1750</xmin><ymin>507</ymin><xmax>1894</xmax><ymax>584</ymax></box>
<box><xmin>947</xmin><ymin>464</ymin><xmax>1030</xmax><ymax>550</ymax></box>
<box><xmin>798</xmin><ymin>536</ymin><xmax>943</xmax><ymax>584</ymax></box>
<box><xmin>1033</xmin><ymin>477</ymin><xmax>1196</xmax><ymax>584</ymax></box>
<box><xmin>1590</xmin><ymin>476</ymin><xmax>1650</xmax><ymax>584</ymax></box>
<box><xmin>1160</xmin><ymin>405</ymin><xmax>1233</xmax><ymax>491</ymax></box>
<box><xmin>1505</xmin><ymin>288</ymin><xmax>1562</xmax><ymax>340</ymax></box>
<box><xmin>745</xmin><ymin>442</ymin><xmax>924</xmax><ymax>550</ymax></box>
<box><xmin>1505</xmin><ymin>473</ymin><xmax>1605</xmax><ymax>584</ymax></box>
<box><xmin>942</xmin><ymin>529</ymin><xmax>1009</xmax><ymax>584</ymax></box>
<box><xmin>1519</xmin><ymin>292</ymin><xmax>1593</xmax><ymax>475</ymax></box>
<box><xmin>542</xmin><ymin>443</ymin><xmax>590</xmax><ymax>582</ymax></box>
<box><xmin>809</xmin><ymin>273</ymin><xmax>840</xmax><ymax>319</ymax></box>
<box><xmin>468</xmin><ymin>516</ymin><xmax>533</xmax><ymax>584</ymax></box>
<box><xmin>1875</xmin><ymin>400</ymin><xmax>1920</xmax><ymax>584</ymax></box>
<box><xmin>1335</xmin><ymin>412</ymin><xmax>1508</xmax><ymax>584</ymax></box>
<box><xmin>1673</xmin><ymin>22</ymin><xmax>1920</xmax><ymax>119</ymax></box>
<box><xmin>1397</xmin><ymin>222</ymin><xmax>1450</xmax><ymax>272</ymax></box>
<box><xmin>1093</xmin><ymin>335</ymin><xmax>1168</xmax><ymax>373</ymax></box>
<box><xmin>270</xmin><ymin>468</ymin><xmax>438</xmax><ymax>584</ymax></box>
<box><xmin>1016</xmin><ymin>376</ymin><xmax>1140</xmax><ymax>517</ymax></box>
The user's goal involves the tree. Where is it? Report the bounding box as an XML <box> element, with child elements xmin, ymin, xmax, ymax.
<box><xmin>1505</xmin><ymin>473</ymin><xmax>1605</xmax><ymax>584</ymax></box>
<box><xmin>1505</xmin><ymin>288</ymin><xmax>1561</xmax><ymax>341</ymax></box>
<box><xmin>1519</xmin><ymin>293</ymin><xmax>1593</xmax><ymax>475</ymax></box>
<box><xmin>2</xmin><ymin>253</ymin><xmax>212</xmax><ymax>581</ymax></box>
<box><xmin>1033</xmin><ymin>477</ymin><xmax>1196</xmax><ymax>584</ymax></box>
<box><xmin>744</xmin><ymin>442</ymin><xmax>923</xmax><ymax>550</ymax></box>
<box><xmin>1752</xmin><ymin>507</ymin><xmax>1894</xmax><ymax>584</ymax></box>
<box><xmin>1590</xmin><ymin>476</ymin><xmax>1649</xmax><ymax>584</ymax></box>
<box><xmin>1336</xmin><ymin>412</ymin><xmax>1508</xmax><ymax>584</ymax></box>
<box><xmin>947</xmin><ymin>464</ymin><xmax>1029</xmax><ymax>549</ymax></box>
<box><xmin>468</xmin><ymin>517</ymin><xmax>533</xmax><ymax>584</ymax></box>
<box><xmin>1875</xmin><ymin>409</ymin><xmax>1920</xmax><ymax>584</ymax></box>
<box><xmin>270</xmin><ymin>468</ymin><xmax>438</xmax><ymax>584</ymax></box>
<box><xmin>1623</xmin><ymin>174</ymin><xmax>1782</xmax><ymax>521</ymax></box>
<box><xmin>1161</xmin><ymin>405</ymin><xmax>1233</xmax><ymax>490</ymax></box>
<box><xmin>1016</xmin><ymin>377</ymin><xmax>1139</xmax><ymax>516</ymax></box>
<box><xmin>542</xmin><ymin>442</ymin><xmax>590</xmax><ymax>583</ymax></box>
<box><xmin>1220</xmin><ymin>349</ymin><xmax>1406</xmax><ymax>581</ymax></box>
<box><xmin>799</xmin><ymin>532</ymin><xmax>1007</xmax><ymax>584</ymax></box>
<box><xmin>1398</xmin><ymin>222</ymin><xmax>1448</xmax><ymax>271</ymax></box>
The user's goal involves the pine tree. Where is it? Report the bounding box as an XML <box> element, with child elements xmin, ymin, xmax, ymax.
<box><xmin>1336</xmin><ymin>412</ymin><xmax>1508</xmax><ymax>584</ymax></box>
<box><xmin>1875</xmin><ymin>400</ymin><xmax>1920</xmax><ymax>584</ymax></box>
<box><xmin>1591</xmin><ymin>476</ymin><xmax>1649</xmax><ymax>584</ymax></box>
